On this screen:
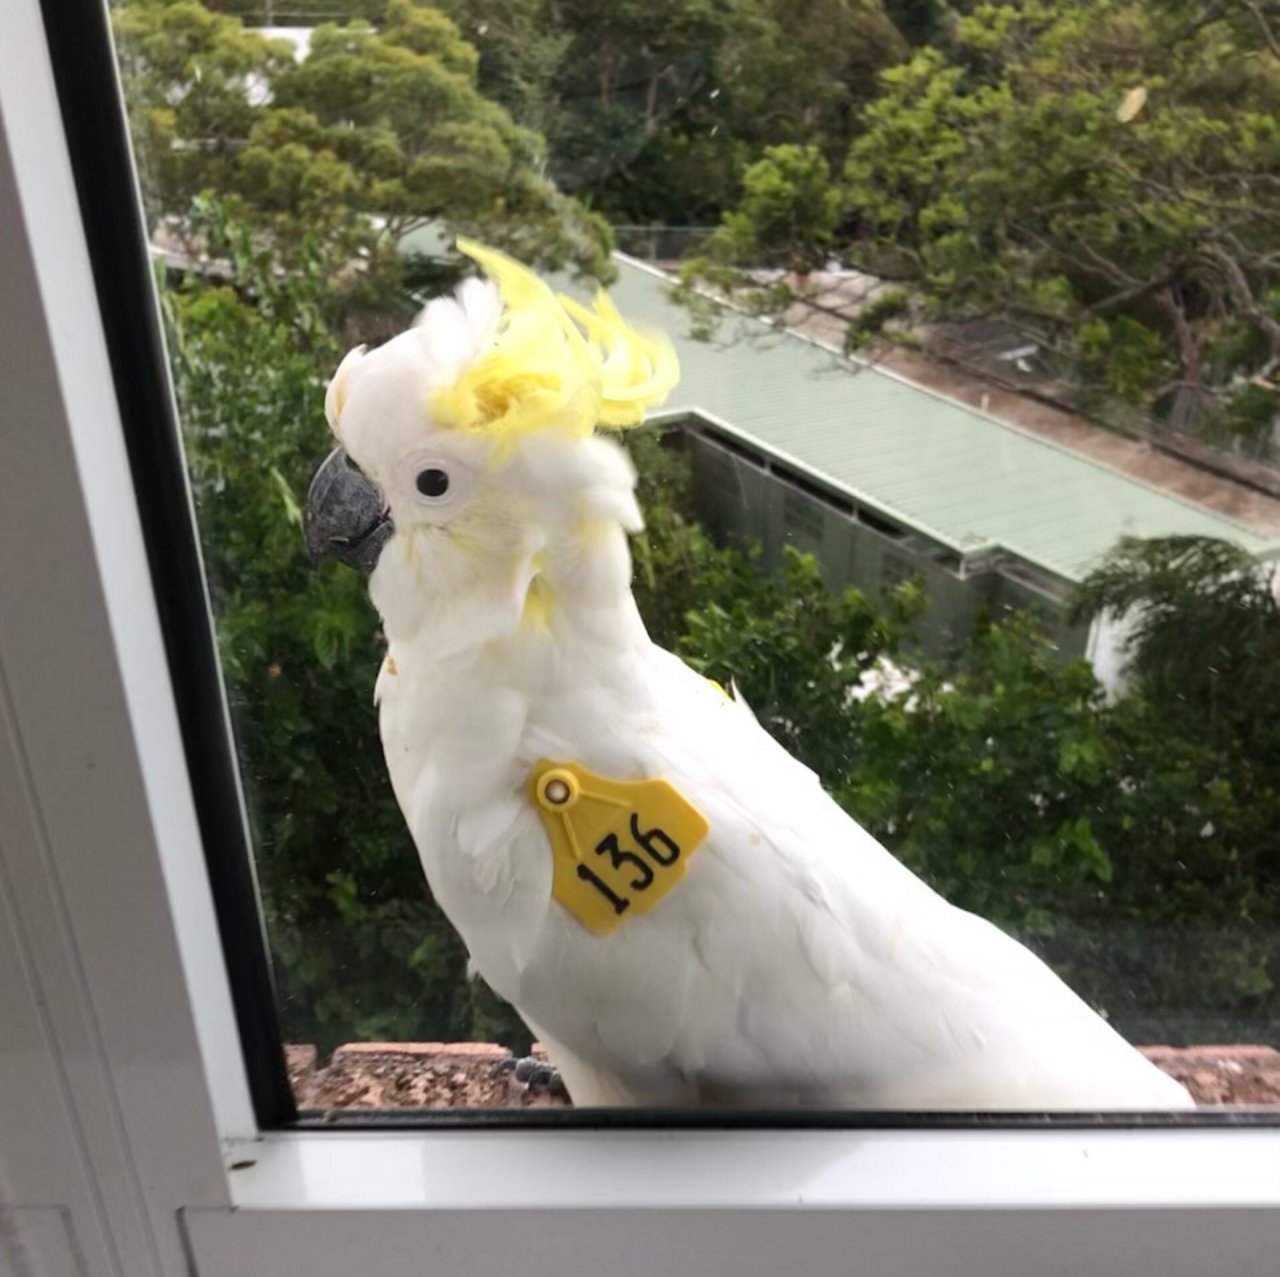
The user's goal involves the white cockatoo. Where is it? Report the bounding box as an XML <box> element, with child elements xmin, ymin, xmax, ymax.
<box><xmin>305</xmin><ymin>241</ymin><xmax>1192</xmax><ymax>1110</ymax></box>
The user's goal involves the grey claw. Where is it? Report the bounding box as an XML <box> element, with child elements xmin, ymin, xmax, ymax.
<box><xmin>510</xmin><ymin>1056</ymin><xmax>566</xmax><ymax>1095</ymax></box>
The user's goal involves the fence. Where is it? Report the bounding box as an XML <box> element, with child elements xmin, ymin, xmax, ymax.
<box><xmin>613</xmin><ymin>225</ymin><xmax>716</xmax><ymax>263</ymax></box>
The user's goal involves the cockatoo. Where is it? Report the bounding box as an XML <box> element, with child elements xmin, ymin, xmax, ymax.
<box><xmin>305</xmin><ymin>241</ymin><xmax>1192</xmax><ymax>1110</ymax></box>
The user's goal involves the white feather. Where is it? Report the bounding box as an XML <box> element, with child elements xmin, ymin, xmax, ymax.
<box><xmin>412</xmin><ymin>277</ymin><xmax>501</xmax><ymax>386</ymax></box>
<box><xmin>351</xmin><ymin>288</ymin><xmax>1193</xmax><ymax>1111</ymax></box>
<box><xmin>379</xmin><ymin>578</ymin><xmax>1189</xmax><ymax>1108</ymax></box>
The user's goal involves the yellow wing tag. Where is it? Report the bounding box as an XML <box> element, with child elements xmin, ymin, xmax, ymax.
<box><xmin>530</xmin><ymin>760</ymin><xmax>710</xmax><ymax>936</ymax></box>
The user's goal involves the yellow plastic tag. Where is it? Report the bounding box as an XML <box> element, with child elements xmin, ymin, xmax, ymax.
<box><xmin>529</xmin><ymin>760</ymin><xmax>710</xmax><ymax>936</ymax></box>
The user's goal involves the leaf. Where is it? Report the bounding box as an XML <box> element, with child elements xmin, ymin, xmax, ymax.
<box><xmin>1069</xmin><ymin>819</ymin><xmax>1114</xmax><ymax>883</ymax></box>
<box><xmin>312</xmin><ymin>620</ymin><xmax>340</xmax><ymax>670</ymax></box>
<box><xmin>1116</xmin><ymin>85</ymin><xmax>1148</xmax><ymax>123</ymax></box>
<box><xmin>270</xmin><ymin>465</ymin><xmax>304</xmax><ymax>529</ymax></box>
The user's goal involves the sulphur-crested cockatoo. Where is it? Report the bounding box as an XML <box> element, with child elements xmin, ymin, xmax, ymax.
<box><xmin>304</xmin><ymin>241</ymin><xmax>1192</xmax><ymax>1109</ymax></box>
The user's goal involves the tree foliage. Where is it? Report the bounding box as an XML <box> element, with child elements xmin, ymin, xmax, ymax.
<box><xmin>167</xmin><ymin>216</ymin><xmax>1280</xmax><ymax>1048</ymax></box>
<box><xmin>432</xmin><ymin>0</ymin><xmax>909</xmax><ymax>222</ymax></box>
<box><xmin>114</xmin><ymin>0</ymin><xmax>612</xmax><ymax>290</ymax></box>
<box><xmin>1074</xmin><ymin>536</ymin><xmax>1280</xmax><ymax>720</ymax></box>
<box><xmin>436</xmin><ymin>0</ymin><xmax>568</xmax><ymax>133</ymax></box>
<box><xmin>705</xmin><ymin>0</ymin><xmax>1280</xmax><ymax>440</ymax></box>
<box><xmin>123</xmin><ymin>0</ymin><xmax>1280</xmax><ymax>1055</ymax></box>
<box><xmin>707</xmin><ymin>144</ymin><xmax>846</xmax><ymax>273</ymax></box>
<box><xmin>165</xmin><ymin>205</ymin><xmax>539</xmax><ymax>1048</ymax></box>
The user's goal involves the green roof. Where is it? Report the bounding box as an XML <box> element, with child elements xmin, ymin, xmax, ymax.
<box><xmin>600</xmin><ymin>257</ymin><xmax>1275</xmax><ymax>584</ymax></box>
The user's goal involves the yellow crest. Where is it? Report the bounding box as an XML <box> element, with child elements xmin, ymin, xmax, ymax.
<box><xmin>430</xmin><ymin>239</ymin><xmax>679</xmax><ymax>441</ymax></box>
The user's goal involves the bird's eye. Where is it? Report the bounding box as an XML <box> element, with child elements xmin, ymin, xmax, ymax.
<box><xmin>416</xmin><ymin>467</ymin><xmax>450</xmax><ymax>498</ymax></box>
<box><xmin>398</xmin><ymin>452</ymin><xmax>472</xmax><ymax>523</ymax></box>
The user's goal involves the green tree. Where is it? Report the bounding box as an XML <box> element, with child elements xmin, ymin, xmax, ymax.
<box><xmin>845</xmin><ymin>614</ymin><xmax>1280</xmax><ymax>1042</ymax></box>
<box><xmin>1074</xmin><ymin>536</ymin><xmax>1280</xmax><ymax>733</ymax></box>
<box><xmin>648</xmin><ymin>514</ymin><xmax>1280</xmax><ymax>1043</ymax></box>
<box><xmin>113</xmin><ymin>0</ymin><xmax>612</xmax><ymax>291</ymax></box>
<box><xmin>703</xmin><ymin>0</ymin><xmax>1280</xmax><ymax>439</ymax></box>
<box><xmin>535</xmin><ymin>0</ymin><xmax>739</xmax><ymax>215</ymax></box>
<box><xmin>843</xmin><ymin>1</ymin><xmax>1280</xmax><ymax>432</ymax></box>
<box><xmin>883</xmin><ymin>0</ymin><xmax>947</xmax><ymax>44</ymax></box>
<box><xmin>706</xmin><ymin>143</ymin><xmax>846</xmax><ymax>273</ymax></box>
<box><xmin>723</xmin><ymin>0</ymin><xmax>907</xmax><ymax>158</ymax></box>
<box><xmin>270</xmin><ymin>3</ymin><xmax>566</xmax><ymax>251</ymax></box>
<box><xmin>113</xmin><ymin>1</ymin><xmax>297</xmax><ymax>219</ymax></box>
<box><xmin>123</xmin><ymin>0</ymin><xmax>1280</xmax><ymax>1053</ymax></box>
<box><xmin>441</xmin><ymin>0</ymin><xmax>909</xmax><ymax>225</ymax></box>
<box><xmin>437</xmin><ymin>0</ymin><xmax>568</xmax><ymax>133</ymax></box>
<box><xmin>167</xmin><ymin>219</ymin><xmax>1280</xmax><ymax>1049</ymax></box>
<box><xmin>207</xmin><ymin>0</ymin><xmax>911</xmax><ymax>228</ymax></box>
<box><xmin>1073</xmin><ymin>534</ymin><xmax>1280</xmax><ymax>903</ymax></box>
<box><xmin>165</xmin><ymin>206</ymin><xmax>526</xmax><ymax>1050</ymax></box>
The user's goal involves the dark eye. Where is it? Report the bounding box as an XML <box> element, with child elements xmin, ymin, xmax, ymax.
<box><xmin>416</xmin><ymin>468</ymin><xmax>450</xmax><ymax>498</ymax></box>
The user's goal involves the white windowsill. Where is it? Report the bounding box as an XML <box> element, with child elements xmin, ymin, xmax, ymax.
<box><xmin>226</xmin><ymin>1125</ymin><xmax>1280</xmax><ymax>1212</ymax></box>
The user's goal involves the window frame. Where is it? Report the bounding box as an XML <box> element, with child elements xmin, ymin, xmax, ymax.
<box><xmin>35</xmin><ymin>0</ymin><xmax>297</xmax><ymax>1133</ymax></box>
<box><xmin>3</xmin><ymin>1</ymin><xmax>1280</xmax><ymax>1273</ymax></box>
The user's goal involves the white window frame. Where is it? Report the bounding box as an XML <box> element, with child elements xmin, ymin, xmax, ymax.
<box><xmin>2</xmin><ymin>3</ymin><xmax>1280</xmax><ymax>1275</ymax></box>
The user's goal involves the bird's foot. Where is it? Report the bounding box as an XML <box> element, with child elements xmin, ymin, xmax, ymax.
<box><xmin>494</xmin><ymin>1053</ymin><xmax>568</xmax><ymax>1101</ymax></box>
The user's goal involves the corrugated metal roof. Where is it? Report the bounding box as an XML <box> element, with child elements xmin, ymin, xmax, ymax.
<box><xmin>600</xmin><ymin>257</ymin><xmax>1276</xmax><ymax>583</ymax></box>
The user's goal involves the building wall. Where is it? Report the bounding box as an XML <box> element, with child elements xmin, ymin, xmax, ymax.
<box><xmin>686</xmin><ymin>425</ymin><xmax>1090</xmax><ymax>662</ymax></box>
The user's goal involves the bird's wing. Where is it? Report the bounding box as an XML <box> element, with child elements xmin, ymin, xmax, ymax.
<box><xmin>511</xmin><ymin>647</ymin><xmax>1190</xmax><ymax>1109</ymax></box>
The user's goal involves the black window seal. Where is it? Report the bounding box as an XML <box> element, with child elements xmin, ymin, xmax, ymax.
<box><xmin>296</xmin><ymin>1104</ymin><xmax>1278</xmax><ymax>1130</ymax></box>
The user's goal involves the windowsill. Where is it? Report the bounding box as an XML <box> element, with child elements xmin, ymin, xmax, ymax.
<box><xmin>223</xmin><ymin>1125</ymin><xmax>1280</xmax><ymax>1213</ymax></box>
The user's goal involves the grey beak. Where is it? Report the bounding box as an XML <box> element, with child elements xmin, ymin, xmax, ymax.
<box><xmin>304</xmin><ymin>445</ymin><xmax>394</xmax><ymax>574</ymax></box>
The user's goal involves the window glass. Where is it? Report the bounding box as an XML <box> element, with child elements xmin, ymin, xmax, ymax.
<box><xmin>111</xmin><ymin>0</ymin><xmax>1280</xmax><ymax>1114</ymax></box>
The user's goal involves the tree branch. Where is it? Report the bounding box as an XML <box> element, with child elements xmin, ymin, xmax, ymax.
<box><xmin>1085</xmin><ymin>272</ymin><xmax>1180</xmax><ymax>318</ymax></box>
<box><xmin>1202</xmin><ymin>242</ymin><xmax>1280</xmax><ymax>355</ymax></box>
<box><xmin>1158</xmin><ymin>286</ymin><xmax>1207</xmax><ymax>385</ymax></box>
<box><xmin>1243</xmin><ymin>0</ymin><xmax>1280</xmax><ymax>58</ymax></box>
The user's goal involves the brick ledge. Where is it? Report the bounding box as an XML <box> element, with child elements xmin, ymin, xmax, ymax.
<box><xmin>285</xmin><ymin>1042</ymin><xmax>1280</xmax><ymax>1110</ymax></box>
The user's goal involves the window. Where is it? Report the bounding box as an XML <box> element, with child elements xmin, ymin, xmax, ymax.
<box><xmin>59</xmin><ymin>0</ymin><xmax>1280</xmax><ymax>1120</ymax></box>
<box><xmin>4</xmin><ymin>0</ymin><xmax>1280</xmax><ymax>1273</ymax></box>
